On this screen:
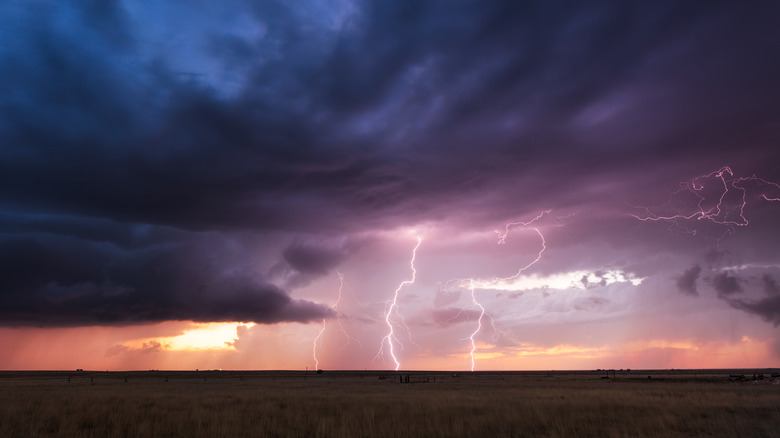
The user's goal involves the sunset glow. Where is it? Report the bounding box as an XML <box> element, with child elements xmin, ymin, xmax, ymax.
<box><xmin>1</xmin><ymin>1</ymin><xmax>780</xmax><ymax>372</ymax></box>
<box><xmin>124</xmin><ymin>322</ymin><xmax>255</xmax><ymax>352</ymax></box>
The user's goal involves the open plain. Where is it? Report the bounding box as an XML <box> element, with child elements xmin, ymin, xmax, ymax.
<box><xmin>1</xmin><ymin>369</ymin><xmax>779</xmax><ymax>437</ymax></box>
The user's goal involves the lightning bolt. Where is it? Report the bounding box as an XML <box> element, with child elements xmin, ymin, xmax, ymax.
<box><xmin>629</xmin><ymin>166</ymin><xmax>780</xmax><ymax>239</ymax></box>
<box><xmin>312</xmin><ymin>320</ymin><xmax>326</xmax><ymax>371</ymax></box>
<box><xmin>376</xmin><ymin>236</ymin><xmax>422</xmax><ymax>371</ymax></box>
<box><xmin>312</xmin><ymin>272</ymin><xmax>360</xmax><ymax>371</ymax></box>
<box><xmin>453</xmin><ymin>211</ymin><xmax>550</xmax><ymax>371</ymax></box>
<box><xmin>333</xmin><ymin>272</ymin><xmax>362</xmax><ymax>351</ymax></box>
<box><xmin>467</xmin><ymin>279</ymin><xmax>483</xmax><ymax>372</ymax></box>
<box><xmin>490</xmin><ymin>210</ymin><xmax>549</xmax><ymax>284</ymax></box>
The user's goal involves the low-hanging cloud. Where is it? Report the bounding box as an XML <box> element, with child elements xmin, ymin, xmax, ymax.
<box><xmin>0</xmin><ymin>233</ymin><xmax>334</xmax><ymax>327</ymax></box>
<box><xmin>710</xmin><ymin>271</ymin><xmax>743</xmax><ymax>297</ymax></box>
<box><xmin>727</xmin><ymin>295</ymin><xmax>780</xmax><ymax>327</ymax></box>
<box><xmin>762</xmin><ymin>274</ymin><xmax>780</xmax><ymax>295</ymax></box>
<box><xmin>676</xmin><ymin>265</ymin><xmax>702</xmax><ymax>296</ymax></box>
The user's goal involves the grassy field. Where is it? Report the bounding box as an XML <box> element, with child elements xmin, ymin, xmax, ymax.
<box><xmin>1</xmin><ymin>369</ymin><xmax>779</xmax><ymax>437</ymax></box>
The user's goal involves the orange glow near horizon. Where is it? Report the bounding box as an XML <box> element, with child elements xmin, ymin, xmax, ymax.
<box><xmin>124</xmin><ymin>322</ymin><xmax>255</xmax><ymax>352</ymax></box>
<box><xmin>0</xmin><ymin>323</ymin><xmax>776</xmax><ymax>371</ymax></box>
<box><xmin>406</xmin><ymin>336</ymin><xmax>777</xmax><ymax>371</ymax></box>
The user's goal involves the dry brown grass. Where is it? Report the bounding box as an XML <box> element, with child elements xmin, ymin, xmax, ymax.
<box><xmin>1</xmin><ymin>370</ymin><xmax>779</xmax><ymax>437</ymax></box>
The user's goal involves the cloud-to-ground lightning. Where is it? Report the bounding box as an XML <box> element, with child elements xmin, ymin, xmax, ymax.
<box><xmin>312</xmin><ymin>272</ymin><xmax>361</xmax><ymax>370</ymax></box>
<box><xmin>332</xmin><ymin>272</ymin><xmax>363</xmax><ymax>351</ymax></box>
<box><xmin>312</xmin><ymin>320</ymin><xmax>326</xmax><ymax>371</ymax></box>
<box><xmin>450</xmin><ymin>211</ymin><xmax>551</xmax><ymax>371</ymax></box>
<box><xmin>466</xmin><ymin>279</ymin><xmax>484</xmax><ymax>372</ymax></box>
<box><xmin>629</xmin><ymin>167</ymin><xmax>780</xmax><ymax>239</ymax></box>
<box><xmin>375</xmin><ymin>237</ymin><xmax>422</xmax><ymax>371</ymax></box>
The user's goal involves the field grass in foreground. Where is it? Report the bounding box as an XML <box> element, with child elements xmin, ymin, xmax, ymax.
<box><xmin>1</xmin><ymin>370</ymin><xmax>779</xmax><ymax>437</ymax></box>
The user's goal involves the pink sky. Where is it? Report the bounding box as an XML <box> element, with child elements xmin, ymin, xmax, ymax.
<box><xmin>3</xmin><ymin>206</ymin><xmax>780</xmax><ymax>371</ymax></box>
<box><xmin>2</xmin><ymin>2</ymin><xmax>780</xmax><ymax>371</ymax></box>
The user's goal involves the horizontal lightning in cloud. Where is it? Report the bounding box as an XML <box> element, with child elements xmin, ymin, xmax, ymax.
<box><xmin>629</xmin><ymin>167</ymin><xmax>780</xmax><ymax>238</ymax></box>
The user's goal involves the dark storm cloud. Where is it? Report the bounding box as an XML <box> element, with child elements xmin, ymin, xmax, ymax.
<box><xmin>282</xmin><ymin>241</ymin><xmax>350</xmax><ymax>276</ymax></box>
<box><xmin>0</xmin><ymin>233</ymin><xmax>334</xmax><ymax>326</ymax></box>
<box><xmin>722</xmin><ymin>272</ymin><xmax>780</xmax><ymax>326</ymax></box>
<box><xmin>267</xmin><ymin>239</ymin><xmax>355</xmax><ymax>289</ymax></box>
<box><xmin>762</xmin><ymin>274</ymin><xmax>780</xmax><ymax>295</ymax></box>
<box><xmin>727</xmin><ymin>295</ymin><xmax>780</xmax><ymax>327</ymax></box>
<box><xmin>2</xmin><ymin>1</ymin><xmax>780</xmax><ymax>232</ymax></box>
<box><xmin>676</xmin><ymin>265</ymin><xmax>702</xmax><ymax>296</ymax></box>
<box><xmin>710</xmin><ymin>271</ymin><xmax>743</xmax><ymax>297</ymax></box>
<box><xmin>2</xmin><ymin>0</ymin><xmax>780</xmax><ymax>326</ymax></box>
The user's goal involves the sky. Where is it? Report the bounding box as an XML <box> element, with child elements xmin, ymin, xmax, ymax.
<box><xmin>2</xmin><ymin>0</ymin><xmax>780</xmax><ymax>371</ymax></box>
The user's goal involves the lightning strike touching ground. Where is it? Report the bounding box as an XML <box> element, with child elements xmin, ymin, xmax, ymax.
<box><xmin>312</xmin><ymin>273</ymin><xmax>360</xmax><ymax>370</ymax></box>
<box><xmin>461</xmin><ymin>211</ymin><xmax>551</xmax><ymax>371</ymax></box>
<box><xmin>375</xmin><ymin>236</ymin><xmax>422</xmax><ymax>371</ymax></box>
<box><xmin>312</xmin><ymin>320</ymin><xmax>326</xmax><ymax>371</ymax></box>
<box><xmin>467</xmin><ymin>279</ymin><xmax>484</xmax><ymax>372</ymax></box>
<box><xmin>629</xmin><ymin>167</ymin><xmax>780</xmax><ymax>238</ymax></box>
<box><xmin>334</xmin><ymin>272</ymin><xmax>362</xmax><ymax>351</ymax></box>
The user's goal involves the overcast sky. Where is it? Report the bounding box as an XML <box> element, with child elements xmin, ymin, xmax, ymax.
<box><xmin>2</xmin><ymin>0</ymin><xmax>780</xmax><ymax>371</ymax></box>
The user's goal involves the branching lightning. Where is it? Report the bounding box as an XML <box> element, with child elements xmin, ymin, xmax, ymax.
<box><xmin>466</xmin><ymin>279</ymin><xmax>484</xmax><ymax>372</ymax></box>
<box><xmin>375</xmin><ymin>236</ymin><xmax>422</xmax><ymax>371</ymax></box>
<box><xmin>629</xmin><ymin>166</ymin><xmax>780</xmax><ymax>240</ymax></box>
<box><xmin>334</xmin><ymin>273</ymin><xmax>363</xmax><ymax>351</ymax></box>
<box><xmin>490</xmin><ymin>210</ymin><xmax>550</xmax><ymax>284</ymax></box>
<box><xmin>312</xmin><ymin>272</ymin><xmax>360</xmax><ymax>370</ymax></box>
<box><xmin>451</xmin><ymin>211</ymin><xmax>551</xmax><ymax>371</ymax></box>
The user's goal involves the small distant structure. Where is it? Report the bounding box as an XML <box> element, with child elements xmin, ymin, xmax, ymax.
<box><xmin>729</xmin><ymin>374</ymin><xmax>745</xmax><ymax>382</ymax></box>
<box><xmin>601</xmin><ymin>369</ymin><xmax>616</xmax><ymax>379</ymax></box>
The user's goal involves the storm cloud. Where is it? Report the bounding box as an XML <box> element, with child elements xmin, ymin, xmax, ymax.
<box><xmin>1</xmin><ymin>0</ymin><xmax>780</xmax><ymax>331</ymax></box>
<box><xmin>711</xmin><ymin>271</ymin><xmax>743</xmax><ymax>297</ymax></box>
<box><xmin>676</xmin><ymin>265</ymin><xmax>702</xmax><ymax>296</ymax></box>
<box><xmin>0</xmin><ymin>231</ymin><xmax>334</xmax><ymax>326</ymax></box>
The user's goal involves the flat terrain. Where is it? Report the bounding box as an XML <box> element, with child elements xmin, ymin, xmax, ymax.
<box><xmin>1</xmin><ymin>369</ymin><xmax>779</xmax><ymax>437</ymax></box>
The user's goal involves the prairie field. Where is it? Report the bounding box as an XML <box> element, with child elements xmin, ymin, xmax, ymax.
<box><xmin>1</xmin><ymin>369</ymin><xmax>779</xmax><ymax>437</ymax></box>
